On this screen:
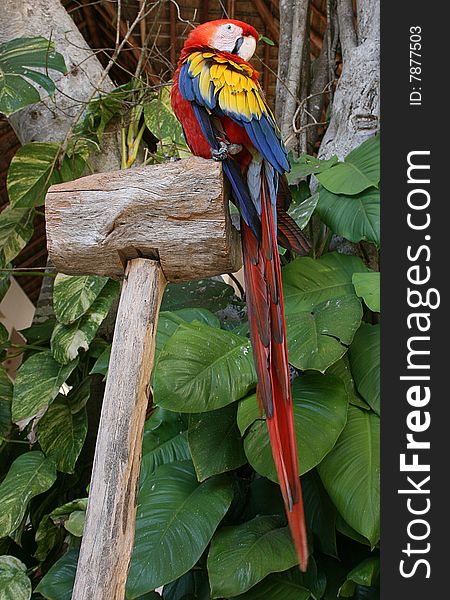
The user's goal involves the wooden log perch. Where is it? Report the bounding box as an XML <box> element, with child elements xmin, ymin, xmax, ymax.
<box><xmin>46</xmin><ymin>156</ymin><xmax>242</xmax><ymax>281</ymax></box>
<box><xmin>44</xmin><ymin>157</ymin><xmax>242</xmax><ymax>600</ymax></box>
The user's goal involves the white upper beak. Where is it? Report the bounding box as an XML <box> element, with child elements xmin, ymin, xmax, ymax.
<box><xmin>238</xmin><ymin>36</ymin><xmax>257</xmax><ymax>61</ymax></box>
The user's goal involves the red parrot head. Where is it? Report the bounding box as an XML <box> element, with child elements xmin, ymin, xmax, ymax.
<box><xmin>182</xmin><ymin>19</ymin><xmax>259</xmax><ymax>61</ymax></box>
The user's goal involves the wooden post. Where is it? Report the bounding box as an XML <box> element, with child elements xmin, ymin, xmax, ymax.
<box><xmin>44</xmin><ymin>157</ymin><xmax>241</xmax><ymax>600</ymax></box>
<box><xmin>71</xmin><ymin>259</ymin><xmax>166</xmax><ymax>599</ymax></box>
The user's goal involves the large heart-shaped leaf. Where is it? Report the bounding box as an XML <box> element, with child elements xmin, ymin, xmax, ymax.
<box><xmin>53</xmin><ymin>274</ymin><xmax>109</xmax><ymax>324</ymax></box>
<box><xmin>37</xmin><ymin>396</ymin><xmax>87</xmax><ymax>473</ymax></box>
<box><xmin>140</xmin><ymin>408</ymin><xmax>190</xmax><ymax>485</ymax></box>
<box><xmin>0</xmin><ymin>37</ymin><xmax>66</xmax><ymax>116</ymax></box>
<box><xmin>161</xmin><ymin>279</ymin><xmax>235</xmax><ymax>312</ymax></box>
<box><xmin>162</xmin><ymin>569</ymin><xmax>210</xmax><ymax>600</ymax></box>
<box><xmin>154</xmin><ymin>323</ymin><xmax>256</xmax><ymax>412</ymax></box>
<box><xmin>316</xmin><ymin>187</ymin><xmax>380</xmax><ymax>247</ymax></box>
<box><xmin>156</xmin><ymin>308</ymin><xmax>220</xmax><ymax>357</ymax></box>
<box><xmin>0</xmin><ymin>207</ymin><xmax>34</xmax><ymax>264</ymax></box>
<box><xmin>326</xmin><ymin>356</ymin><xmax>369</xmax><ymax>410</ymax></box>
<box><xmin>352</xmin><ymin>272</ymin><xmax>380</xmax><ymax>312</ymax></box>
<box><xmin>188</xmin><ymin>403</ymin><xmax>246</xmax><ymax>481</ymax></box>
<box><xmin>12</xmin><ymin>351</ymin><xmax>79</xmax><ymax>423</ymax></box>
<box><xmin>240</xmin><ymin>373</ymin><xmax>348</xmax><ymax>480</ymax></box>
<box><xmin>318</xmin><ymin>406</ymin><xmax>380</xmax><ymax>545</ymax></box>
<box><xmin>51</xmin><ymin>279</ymin><xmax>119</xmax><ymax>364</ymax></box>
<box><xmin>316</xmin><ymin>136</ymin><xmax>380</xmax><ymax>195</ymax></box>
<box><xmin>0</xmin><ymin>555</ymin><xmax>31</xmax><ymax>600</ymax></box>
<box><xmin>282</xmin><ymin>253</ymin><xmax>365</xmax><ymax>371</ymax></box>
<box><xmin>0</xmin><ymin>451</ymin><xmax>56</xmax><ymax>538</ymax></box>
<box><xmin>7</xmin><ymin>142</ymin><xmax>86</xmax><ymax>208</ymax></box>
<box><xmin>349</xmin><ymin>324</ymin><xmax>380</xmax><ymax>415</ymax></box>
<box><xmin>35</xmin><ymin>549</ymin><xmax>79</xmax><ymax>600</ymax></box>
<box><xmin>208</xmin><ymin>516</ymin><xmax>298</xmax><ymax>597</ymax></box>
<box><xmin>232</xmin><ymin>559</ymin><xmax>325</xmax><ymax>600</ymax></box>
<box><xmin>302</xmin><ymin>471</ymin><xmax>338</xmax><ymax>558</ymax></box>
<box><xmin>126</xmin><ymin>461</ymin><xmax>233</xmax><ymax>598</ymax></box>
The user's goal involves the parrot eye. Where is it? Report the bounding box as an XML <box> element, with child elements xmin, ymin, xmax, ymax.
<box><xmin>227</xmin><ymin>24</ymin><xmax>232</xmax><ymax>30</ymax></box>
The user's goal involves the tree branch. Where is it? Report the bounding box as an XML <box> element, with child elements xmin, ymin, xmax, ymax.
<box><xmin>337</xmin><ymin>0</ymin><xmax>357</xmax><ymax>59</ymax></box>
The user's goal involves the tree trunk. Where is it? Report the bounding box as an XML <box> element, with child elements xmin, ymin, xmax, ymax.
<box><xmin>318</xmin><ymin>0</ymin><xmax>380</xmax><ymax>159</ymax></box>
<box><xmin>0</xmin><ymin>0</ymin><xmax>113</xmax><ymax>145</ymax></box>
<box><xmin>0</xmin><ymin>0</ymin><xmax>120</xmax><ymax>322</ymax></box>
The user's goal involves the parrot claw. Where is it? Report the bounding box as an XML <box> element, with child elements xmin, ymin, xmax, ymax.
<box><xmin>211</xmin><ymin>141</ymin><xmax>243</xmax><ymax>161</ymax></box>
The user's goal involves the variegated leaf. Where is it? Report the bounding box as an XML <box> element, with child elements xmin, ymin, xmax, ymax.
<box><xmin>0</xmin><ymin>206</ymin><xmax>34</xmax><ymax>264</ymax></box>
<box><xmin>51</xmin><ymin>279</ymin><xmax>120</xmax><ymax>364</ymax></box>
<box><xmin>53</xmin><ymin>273</ymin><xmax>110</xmax><ymax>325</ymax></box>
<box><xmin>12</xmin><ymin>351</ymin><xmax>78</xmax><ymax>423</ymax></box>
<box><xmin>38</xmin><ymin>396</ymin><xmax>88</xmax><ymax>473</ymax></box>
<box><xmin>0</xmin><ymin>555</ymin><xmax>32</xmax><ymax>600</ymax></box>
<box><xmin>0</xmin><ymin>452</ymin><xmax>56</xmax><ymax>538</ymax></box>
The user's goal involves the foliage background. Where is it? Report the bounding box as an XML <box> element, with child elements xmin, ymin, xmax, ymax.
<box><xmin>0</xmin><ymin>2</ymin><xmax>380</xmax><ymax>599</ymax></box>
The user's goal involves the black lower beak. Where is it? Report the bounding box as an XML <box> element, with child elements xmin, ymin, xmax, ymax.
<box><xmin>232</xmin><ymin>37</ymin><xmax>245</xmax><ymax>55</ymax></box>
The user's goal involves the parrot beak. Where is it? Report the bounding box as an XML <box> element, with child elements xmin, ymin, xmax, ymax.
<box><xmin>236</xmin><ymin>35</ymin><xmax>257</xmax><ymax>61</ymax></box>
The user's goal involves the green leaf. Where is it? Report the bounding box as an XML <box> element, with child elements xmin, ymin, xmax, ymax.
<box><xmin>283</xmin><ymin>253</ymin><xmax>366</xmax><ymax>371</ymax></box>
<box><xmin>316</xmin><ymin>136</ymin><xmax>380</xmax><ymax>195</ymax></box>
<box><xmin>349</xmin><ymin>324</ymin><xmax>380</xmax><ymax>415</ymax></box>
<box><xmin>232</xmin><ymin>570</ymin><xmax>311</xmax><ymax>600</ymax></box>
<box><xmin>51</xmin><ymin>279</ymin><xmax>120</xmax><ymax>364</ymax></box>
<box><xmin>64</xmin><ymin>510</ymin><xmax>86</xmax><ymax>537</ymax></box>
<box><xmin>241</xmin><ymin>373</ymin><xmax>348</xmax><ymax>480</ymax></box>
<box><xmin>141</xmin><ymin>408</ymin><xmax>190</xmax><ymax>484</ymax></box>
<box><xmin>287</xmin><ymin>154</ymin><xmax>338</xmax><ymax>185</ymax></box>
<box><xmin>335</xmin><ymin>513</ymin><xmax>370</xmax><ymax>546</ymax></box>
<box><xmin>326</xmin><ymin>356</ymin><xmax>370</xmax><ymax>410</ymax></box>
<box><xmin>162</xmin><ymin>569</ymin><xmax>210</xmax><ymax>600</ymax></box>
<box><xmin>318</xmin><ymin>406</ymin><xmax>380</xmax><ymax>546</ymax></box>
<box><xmin>302</xmin><ymin>470</ymin><xmax>338</xmax><ymax>558</ymax></box>
<box><xmin>7</xmin><ymin>142</ymin><xmax>86</xmax><ymax>208</ymax></box>
<box><xmin>0</xmin><ymin>451</ymin><xmax>57</xmax><ymax>538</ymax></box>
<box><xmin>53</xmin><ymin>273</ymin><xmax>110</xmax><ymax>324</ymax></box>
<box><xmin>288</xmin><ymin>192</ymin><xmax>319</xmax><ymax>231</ymax></box>
<box><xmin>35</xmin><ymin>549</ymin><xmax>79</xmax><ymax>600</ymax></box>
<box><xmin>352</xmin><ymin>272</ymin><xmax>380</xmax><ymax>312</ymax></box>
<box><xmin>154</xmin><ymin>323</ymin><xmax>256</xmax><ymax>412</ymax></box>
<box><xmin>90</xmin><ymin>344</ymin><xmax>111</xmax><ymax>377</ymax></box>
<box><xmin>0</xmin><ymin>555</ymin><xmax>31</xmax><ymax>600</ymax></box>
<box><xmin>0</xmin><ymin>206</ymin><xmax>34</xmax><ymax>264</ymax></box>
<box><xmin>19</xmin><ymin>318</ymin><xmax>55</xmax><ymax>345</ymax></box>
<box><xmin>156</xmin><ymin>308</ymin><xmax>220</xmax><ymax>357</ymax></box>
<box><xmin>232</xmin><ymin>559</ymin><xmax>325</xmax><ymax>600</ymax></box>
<box><xmin>259</xmin><ymin>35</ymin><xmax>275</xmax><ymax>46</ymax></box>
<box><xmin>126</xmin><ymin>461</ymin><xmax>233</xmax><ymax>598</ymax></box>
<box><xmin>12</xmin><ymin>351</ymin><xmax>78</xmax><ymax>423</ymax></box>
<box><xmin>316</xmin><ymin>187</ymin><xmax>380</xmax><ymax>247</ymax></box>
<box><xmin>35</xmin><ymin>498</ymin><xmax>87</xmax><ymax>560</ymax></box>
<box><xmin>207</xmin><ymin>515</ymin><xmax>298</xmax><ymax>597</ymax></box>
<box><xmin>0</xmin><ymin>364</ymin><xmax>13</xmax><ymax>440</ymax></box>
<box><xmin>346</xmin><ymin>557</ymin><xmax>380</xmax><ymax>587</ymax></box>
<box><xmin>144</xmin><ymin>86</ymin><xmax>187</xmax><ymax>146</ymax></box>
<box><xmin>0</xmin><ymin>37</ymin><xmax>66</xmax><ymax>116</ymax></box>
<box><xmin>37</xmin><ymin>396</ymin><xmax>88</xmax><ymax>473</ymax></box>
<box><xmin>188</xmin><ymin>403</ymin><xmax>246</xmax><ymax>481</ymax></box>
<box><xmin>161</xmin><ymin>278</ymin><xmax>235</xmax><ymax>312</ymax></box>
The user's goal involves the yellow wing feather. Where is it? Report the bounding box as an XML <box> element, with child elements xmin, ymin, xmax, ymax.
<box><xmin>185</xmin><ymin>51</ymin><xmax>274</xmax><ymax>123</ymax></box>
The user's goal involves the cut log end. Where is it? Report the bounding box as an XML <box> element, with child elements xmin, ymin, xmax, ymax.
<box><xmin>46</xmin><ymin>157</ymin><xmax>242</xmax><ymax>282</ymax></box>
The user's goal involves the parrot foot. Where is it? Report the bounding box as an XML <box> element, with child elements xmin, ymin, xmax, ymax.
<box><xmin>211</xmin><ymin>141</ymin><xmax>243</xmax><ymax>161</ymax></box>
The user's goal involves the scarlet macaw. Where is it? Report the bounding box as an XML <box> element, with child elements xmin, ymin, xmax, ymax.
<box><xmin>171</xmin><ymin>19</ymin><xmax>310</xmax><ymax>571</ymax></box>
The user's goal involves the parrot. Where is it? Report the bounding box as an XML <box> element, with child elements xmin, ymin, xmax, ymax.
<box><xmin>170</xmin><ymin>19</ymin><xmax>310</xmax><ymax>571</ymax></box>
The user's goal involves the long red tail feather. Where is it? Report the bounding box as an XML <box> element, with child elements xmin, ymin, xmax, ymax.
<box><xmin>241</xmin><ymin>178</ymin><xmax>308</xmax><ymax>572</ymax></box>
